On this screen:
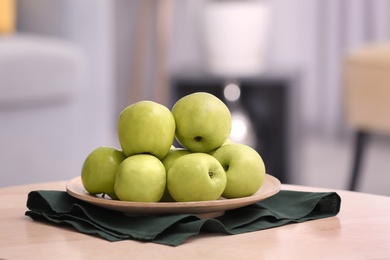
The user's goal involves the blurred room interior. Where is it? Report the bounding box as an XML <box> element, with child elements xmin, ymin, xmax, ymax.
<box><xmin>1</xmin><ymin>0</ymin><xmax>389</xmax><ymax>196</ymax></box>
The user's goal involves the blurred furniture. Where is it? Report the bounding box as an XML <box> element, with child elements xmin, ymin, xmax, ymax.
<box><xmin>0</xmin><ymin>0</ymin><xmax>119</xmax><ymax>187</ymax></box>
<box><xmin>129</xmin><ymin>0</ymin><xmax>173</xmax><ymax>106</ymax></box>
<box><xmin>2</xmin><ymin>181</ymin><xmax>390</xmax><ymax>258</ymax></box>
<box><xmin>170</xmin><ymin>71</ymin><xmax>301</xmax><ymax>184</ymax></box>
<box><xmin>0</xmin><ymin>0</ymin><xmax>15</xmax><ymax>34</ymax></box>
<box><xmin>344</xmin><ymin>43</ymin><xmax>390</xmax><ymax>191</ymax></box>
<box><xmin>0</xmin><ymin>34</ymin><xmax>88</xmax><ymax>187</ymax></box>
<box><xmin>16</xmin><ymin>0</ymin><xmax>117</xmax><ymax>148</ymax></box>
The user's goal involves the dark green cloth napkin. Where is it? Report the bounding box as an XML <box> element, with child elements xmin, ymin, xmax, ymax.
<box><xmin>25</xmin><ymin>190</ymin><xmax>341</xmax><ymax>246</ymax></box>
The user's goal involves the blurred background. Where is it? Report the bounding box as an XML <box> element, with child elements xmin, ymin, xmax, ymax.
<box><xmin>1</xmin><ymin>0</ymin><xmax>389</xmax><ymax>196</ymax></box>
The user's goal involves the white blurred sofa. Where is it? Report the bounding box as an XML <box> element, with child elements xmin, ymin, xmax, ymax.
<box><xmin>0</xmin><ymin>34</ymin><xmax>88</xmax><ymax>187</ymax></box>
<box><xmin>0</xmin><ymin>0</ymin><xmax>117</xmax><ymax>187</ymax></box>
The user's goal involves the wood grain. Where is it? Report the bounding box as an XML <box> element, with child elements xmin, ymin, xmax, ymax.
<box><xmin>1</xmin><ymin>181</ymin><xmax>390</xmax><ymax>259</ymax></box>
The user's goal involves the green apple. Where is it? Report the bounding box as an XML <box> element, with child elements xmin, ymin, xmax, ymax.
<box><xmin>161</xmin><ymin>148</ymin><xmax>191</xmax><ymax>171</ymax></box>
<box><xmin>167</xmin><ymin>153</ymin><xmax>227</xmax><ymax>202</ymax></box>
<box><xmin>159</xmin><ymin>148</ymin><xmax>191</xmax><ymax>202</ymax></box>
<box><xmin>208</xmin><ymin>138</ymin><xmax>235</xmax><ymax>154</ymax></box>
<box><xmin>172</xmin><ymin>92</ymin><xmax>232</xmax><ymax>153</ymax></box>
<box><xmin>212</xmin><ymin>143</ymin><xmax>266</xmax><ymax>198</ymax></box>
<box><xmin>222</xmin><ymin>138</ymin><xmax>234</xmax><ymax>146</ymax></box>
<box><xmin>118</xmin><ymin>100</ymin><xmax>175</xmax><ymax>160</ymax></box>
<box><xmin>81</xmin><ymin>146</ymin><xmax>126</xmax><ymax>200</ymax></box>
<box><xmin>115</xmin><ymin>154</ymin><xmax>166</xmax><ymax>202</ymax></box>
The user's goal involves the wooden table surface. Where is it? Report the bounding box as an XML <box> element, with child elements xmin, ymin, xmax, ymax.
<box><xmin>1</xmin><ymin>180</ymin><xmax>390</xmax><ymax>259</ymax></box>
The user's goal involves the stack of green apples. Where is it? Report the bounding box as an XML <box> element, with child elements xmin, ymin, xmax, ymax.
<box><xmin>81</xmin><ymin>92</ymin><xmax>266</xmax><ymax>203</ymax></box>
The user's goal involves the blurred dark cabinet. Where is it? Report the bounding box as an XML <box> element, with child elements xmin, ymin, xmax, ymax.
<box><xmin>169</xmin><ymin>73</ymin><xmax>300</xmax><ymax>184</ymax></box>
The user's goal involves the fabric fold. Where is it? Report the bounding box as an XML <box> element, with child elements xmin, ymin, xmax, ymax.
<box><xmin>25</xmin><ymin>190</ymin><xmax>341</xmax><ymax>246</ymax></box>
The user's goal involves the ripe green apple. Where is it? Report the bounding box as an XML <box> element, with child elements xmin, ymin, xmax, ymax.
<box><xmin>161</xmin><ymin>148</ymin><xmax>192</xmax><ymax>171</ymax></box>
<box><xmin>208</xmin><ymin>138</ymin><xmax>235</xmax><ymax>154</ymax></box>
<box><xmin>117</xmin><ymin>100</ymin><xmax>175</xmax><ymax>160</ymax></box>
<box><xmin>114</xmin><ymin>154</ymin><xmax>166</xmax><ymax>202</ymax></box>
<box><xmin>212</xmin><ymin>143</ymin><xmax>266</xmax><ymax>198</ymax></box>
<box><xmin>222</xmin><ymin>138</ymin><xmax>234</xmax><ymax>146</ymax></box>
<box><xmin>172</xmin><ymin>92</ymin><xmax>232</xmax><ymax>153</ymax></box>
<box><xmin>167</xmin><ymin>153</ymin><xmax>227</xmax><ymax>202</ymax></box>
<box><xmin>81</xmin><ymin>146</ymin><xmax>126</xmax><ymax>200</ymax></box>
<box><xmin>160</xmin><ymin>148</ymin><xmax>191</xmax><ymax>202</ymax></box>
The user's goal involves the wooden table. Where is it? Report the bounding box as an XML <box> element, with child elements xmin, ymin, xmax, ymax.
<box><xmin>1</xmin><ymin>181</ymin><xmax>390</xmax><ymax>259</ymax></box>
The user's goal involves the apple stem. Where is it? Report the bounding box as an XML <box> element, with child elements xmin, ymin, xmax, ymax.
<box><xmin>209</xmin><ymin>170</ymin><xmax>214</xmax><ymax>179</ymax></box>
<box><xmin>194</xmin><ymin>136</ymin><xmax>203</xmax><ymax>142</ymax></box>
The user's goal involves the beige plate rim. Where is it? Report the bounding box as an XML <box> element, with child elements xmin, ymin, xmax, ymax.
<box><xmin>66</xmin><ymin>174</ymin><xmax>281</xmax><ymax>216</ymax></box>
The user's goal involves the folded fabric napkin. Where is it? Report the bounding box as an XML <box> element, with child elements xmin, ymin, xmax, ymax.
<box><xmin>25</xmin><ymin>190</ymin><xmax>341</xmax><ymax>246</ymax></box>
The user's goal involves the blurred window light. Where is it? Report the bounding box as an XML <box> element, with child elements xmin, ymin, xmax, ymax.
<box><xmin>230</xmin><ymin>113</ymin><xmax>248</xmax><ymax>142</ymax></box>
<box><xmin>224</xmin><ymin>83</ymin><xmax>241</xmax><ymax>102</ymax></box>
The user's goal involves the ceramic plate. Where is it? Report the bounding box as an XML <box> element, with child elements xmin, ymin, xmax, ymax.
<box><xmin>66</xmin><ymin>174</ymin><xmax>281</xmax><ymax>218</ymax></box>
